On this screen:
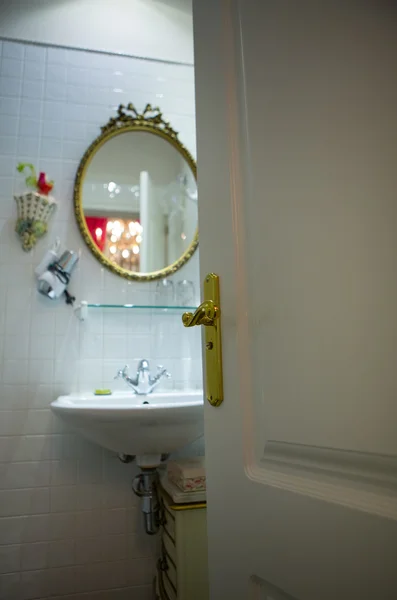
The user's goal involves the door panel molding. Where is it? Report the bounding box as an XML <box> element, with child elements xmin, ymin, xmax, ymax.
<box><xmin>263</xmin><ymin>440</ymin><xmax>397</xmax><ymax>488</ymax></box>
<box><xmin>243</xmin><ymin>441</ymin><xmax>397</xmax><ymax>520</ymax></box>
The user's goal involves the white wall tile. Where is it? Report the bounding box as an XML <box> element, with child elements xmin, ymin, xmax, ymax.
<box><xmin>30</xmin><ymin>383</ymin><xmax>54</xmax><ymax>408</ymax></box>
<box><xmin>67</xmin><ymin>67</ymin><xmax>89</xmax><ymax>85</ymax></box>
<box><xmin>0</xmin><ymin>572</ymin><xmax>22</xmax><ymax>600</ymax></box>
<box><xmin>17</xmin><ymin>136</ymin><xmax>39</xmax><ymax>158</ymax></box>
<box><xmin>0</xmin><ymin>159</ymin><xmax>16</xmax><ymax>181</ymax></box>
<box><xmin>1</xmin><ymin>57</ymin><xmax>23</xmax><ymax>79</ymax></box>
<box><xmin>74</xmin><ymin>510</ymin><xmax>102</xmax><ymax>539</ymax></box>
<box><xmin>40</xmin><ymin>137</ymin><xmax>63</xmax><ymax>159</ymax></box>
<box><xmin>48</xmin><ymin>539</ymin><xmax>75</xmax><ymax>567</ymax></box>
<box><xmin>49</xmin><ymin>512</ymin><xmax>76</xmax><ymax>540</ymax></box>
<box><xmin>25</xmin><ymin>409</ymin><xmax>53</xmax><ymax>435</ymax></box>
<box><xmin>41</xmin><ymin>119</ymin><xmax>63</xmax><ymax>139</ymax></box>
<box><xmin>20</xmin><ymin>568</ymin><xmax>53</xmax><ymax>599</ymax></box>
<box><xmin>19</xmin><ymin>117</ymin><xmax>41</xmax><ymax>137</ymax></box>
<box><xmin>77</xmin><ymin>456</ymin><xmax>103</xmax><ymax>484</ymax></box>
<box><xmin>2</xmin><ymin>42</ymin><xmax>25</xmax><ymax>60</ymax></box>
<box><xmin>0</xmin><ymin>516</ymin><xmax>26</xmax><ymax>544</ymax></box>
<box><xmin>50</xmin><ymin>460</ymin><xmax>78</xmax><ymax>486</ymax></box>
<box><xmin>25</xmin><ymin>45</ymin><xmax>46</xmax><ymax>63</ymax></box>
<box><xmin>103</xmin><ymin>334</ymin><xmax>127</xmax><ymax>360</ymax></box>
<box><xmin>42</xmin><ymin>99</ymin><xmax>64</xmax><ymax>120</ymax></box>
<box><xmin>0</xmin><ymin>115</ymin><xmax>18</xmax><ymax>136</ymax></box>
<box><xmin>0</xmin><ymin>175</ymin><xmax>13</xmax><ymax>195</ymax></box>
<box><xmin>101</xmin><ymin>486</ymin><xmax>129</xmax><ymax>510</ymax></box>
<box><xmin>0</xmin><ymin>545</ymin><xmax>21</xmax><ymax>574</ymax></box>
<box><xmin>0</xmin><ymin>37</ymin><xmax>200</xmax><ymax>597</ymax></box>
<box><xmin>100</xmin><ymin>508</ymin><xmax>127</xmax><ymax>536</ymax></box>
<box><xmin>127</xmin><ymin>533</ymin><xmax>158</xmax><ymax>559</ymax></box>
<box><xmin>0</xmin><ymin>410</ymin><xmax>25</xmax><ymax>435</ymax></box>
<box><xmin>0</xmin><ymin>461</ymin><xmax>51</xmax><ymax>489</ymax></box>
<box><xmin>25</xmin><ymin>60</ymin><xmax>46</xmax><ymax>81</ymax></box>
<box><xmin>66</xmin><ymin>84</ymin><xmax>87</xmax><ymax>105</ymax></box>
<box><xmin>79</xmin><ymin>333</ymin><xmax>103</xmax><ymax>359</ymax></box>
<box><xmin>20</xmin><ymin>514</ymin><xmax>51</xmax><ymax>543</ymax></box>
<box><xmin>126</xmin><ymin>508</ymin><xmax>140</xmax><ymax>536</ymax></box>
<box><xmin>0</xmin><ymin>487</ymin><xmax>50</xmax><ymax>517</ymax></box>
<box><xmin>64</xmin><ymin>104</ymin><xmax>86</xmax><ymax>122</ymax></box>
<box><xmin>5</xmin><ymin>311</ymin><xmax>31</xmax><ymax>337</ymax></box>
<box><xmin>22</xmin><ymin>79</ymin><xmax>44</xmax><ymax>99</ymax></box>
<box><xmin>45</xmin><ymin>81</ymin><xmax>66</xmax><ymax>101</ymax></box>
<box><xmin>30</xmin><ymin>311</ymin><xmax>56</xmax><ymax>335</ymax></box>
<box><xmin>74</xmin><ymin>484</ymin><xmax>103</xmax><ymax>511</ymax></box>
<box><xmin>28</xmin><ymin>359</ymin><xmax>54</xmax><ymax>384</ymax></box>
<box><xmin>49</xmin><ymin>485</ymin><xmax>78</xmax><ymax>513</ymax></box>
<box><xmin>0</xmin><ymin>76</ymin><xmax>22</xmax><ymax>97</ymax></box>
<box><xmin>66</xmin><ymin>49</ymin><xmax>88</xmax><ymax>68</ymax></box>
<box><xmin>0</xmin><ymin>96</ymin><xmax>20</xmax><ymax>117</ymax></box>
<box><xmin>100</xmin><ymin>534</ymin><xmax>127</xmax><ymax>562</ymax></box>
<box><xmin>74</xmin><ymin>537</ymin><xmax>102</xmax><ymax>564</ymax></box>
<box><xmin>77</xmin><ymin>358</ymin><xmax>103</xmax><ymax>389</ymax></box>
<box><xmin>1</xmin><ymin>433</ymin><xmax>53</xmax><ymax>460</ymax></box>
<box><xmin>47</xmin><ymin>565</ymin><xmax>77</xmax><ymax>596</ymax></box>
<box><xmin>127</xmin><ymin>334</ymin><xmax>151</xmax><ymax>362</ymax></box>
<box><xmin>125</xmin><ymin>557</ymin><xmax>156</xmax><ymax>586</ymax></box>
<box><xmin>20</xmin><ymin>97</ymin><xmax>40</xmax><ymax>118</ymax></box>
<box><xmin>103</xmin><ymin>312</ymin><xmax>128</xmax><ymax>335</ymax></box>
<box><xmin>47</xmin><ymin>47</ymin><xmax>67</xmax><ymax>65</ymax></box>
<box><xmin>47</xmin><ymin>64</ymin><xmax>67</xmax><ymax>83</ymax></box>
<box><xmin>5</xmin><ymin>335</ymin><xmax>30</xmax><ymax>359</ymax></box>
<box><xmin>21</xmin><ymin>541</ymin><xmax>48</xmax><ymax>570</ymax></box>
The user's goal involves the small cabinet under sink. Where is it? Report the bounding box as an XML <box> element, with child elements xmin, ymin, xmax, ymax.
<box><xmin>156</xmin><ymin>483</ymin><xmax>209</xmax><ymax>600</ymax></box>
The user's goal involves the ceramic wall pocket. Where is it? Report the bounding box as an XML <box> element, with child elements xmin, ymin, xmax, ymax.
<box><xmin>14</xmin><ymin>163</ymin><xmax>57</xmax><ymax>251</ymax></box>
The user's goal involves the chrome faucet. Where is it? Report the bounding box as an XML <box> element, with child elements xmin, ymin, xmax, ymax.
<box><xmin>114</xmin><ymin>360</ymin><xmax>171</xmax><ymax>395</ymax></box>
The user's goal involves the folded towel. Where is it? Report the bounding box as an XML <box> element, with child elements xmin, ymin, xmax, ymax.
<box><xmin>167</xmin><ymin>457</ymin><xmax>206</xmax><ymax>492</ymax></box>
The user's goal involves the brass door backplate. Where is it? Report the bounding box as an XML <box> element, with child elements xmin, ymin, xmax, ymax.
<box><xmin>182</xmin><ymin>273</ymin><xmax>223</xmax><ymax>407</ymax></box>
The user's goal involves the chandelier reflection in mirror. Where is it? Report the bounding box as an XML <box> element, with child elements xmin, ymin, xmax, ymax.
<box><xmin>89</xmin><ymin>216</ymin><xmax>143</xmax><ymax>272</ymax></box>
<box><xmin>74</xmin><ymin>103</ymin><xmax>198</xmax><ymax>282</ymax></box>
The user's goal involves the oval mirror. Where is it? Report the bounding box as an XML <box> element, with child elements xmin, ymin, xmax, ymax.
<box><xmin>74</xmin><ymin>104</ymin><xmax>198</xmax><ymax>281</ymax></box>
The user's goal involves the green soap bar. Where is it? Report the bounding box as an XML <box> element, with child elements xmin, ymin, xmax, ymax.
<box><xmin>94</xmin><ymin>389</ymin><xmax>112</xmax><ymax>395</ymax></box>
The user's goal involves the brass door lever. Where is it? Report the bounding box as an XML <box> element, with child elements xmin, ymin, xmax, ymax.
<box><xmin>182</xmin><ymin>300</ymin><xmax>219</xmax><ymax>327</ymax></box>
<box><xmin>182</xmin><ymin>274</ymin><xmax>223</xmax><ymax>407</ymax></box>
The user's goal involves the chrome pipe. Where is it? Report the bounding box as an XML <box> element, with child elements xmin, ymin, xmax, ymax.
<box><xmin>132</xmin><ymin>468</ymin><xmax>160</xmax><ymax>535</ymax></box>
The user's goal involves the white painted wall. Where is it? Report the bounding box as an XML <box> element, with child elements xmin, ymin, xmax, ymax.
<box><xmin>0</xmin><ymin>0</ymin><xmax>194</xmax><ymax>64</ymax></box>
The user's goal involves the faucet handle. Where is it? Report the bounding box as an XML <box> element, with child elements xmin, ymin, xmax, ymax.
<box><xmin>114</xmin><ymin>364</ymin><xmax>129</xmax><ymax>380</ymax></box>
<box><xmin>157</xmin><ymin>365</ymin><xmax>171</xmax><ymax>378</ymax></box>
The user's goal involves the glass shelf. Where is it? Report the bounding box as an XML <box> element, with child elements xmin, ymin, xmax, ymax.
<box><xmin>75</xmin><ymin>301</ymin><xmax>197</xmax><ymax>321</ymax></box>
<box><xmin>87</xmin><ymin>304</ymin><xmax>196</xmax><ymax>310</ymax></box>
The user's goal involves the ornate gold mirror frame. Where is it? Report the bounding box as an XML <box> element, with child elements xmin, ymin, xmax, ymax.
<box><xmin>74</xmin><ymin>103</ymin><xmax>198</xmax><ymax>281</ymax></box>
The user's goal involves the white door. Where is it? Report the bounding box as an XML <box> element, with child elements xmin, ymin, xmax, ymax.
<box><xmin>193</xmin><ymin>1</ymin><xmax>397</xmax><ymax>598</ymax></box>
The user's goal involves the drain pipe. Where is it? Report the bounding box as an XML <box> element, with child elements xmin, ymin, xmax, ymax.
<box><xmin>132</xmin><ymin>468</ymin><xmax>160</xmax><ymax>535</ymax></box>
<box><xmin>118</xmin><ymin>453</ymin><xmax>135</xmax><ymax>463</ymax></box>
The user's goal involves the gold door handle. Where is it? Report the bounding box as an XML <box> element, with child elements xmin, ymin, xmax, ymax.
<box><xmin>182</xmin><ymin>300</ymin><xmax>219</xmax><ymax>328</ymax></box>
<box><xmin>182</xmin><ymin>273</ymin><xmax>223</xmax><ymax>407</ymax></box>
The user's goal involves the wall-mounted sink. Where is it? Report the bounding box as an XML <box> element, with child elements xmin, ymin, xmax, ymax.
<box><xmin>50</xmin><ymin>391</ymin><xmax>204</xmax><ymax>464</ymax></box>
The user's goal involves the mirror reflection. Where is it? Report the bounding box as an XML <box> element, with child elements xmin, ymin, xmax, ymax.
<box><xmin>82</xmin><ymin>131</ymin><xmax>198</xmax><ymax>274</ymax></box>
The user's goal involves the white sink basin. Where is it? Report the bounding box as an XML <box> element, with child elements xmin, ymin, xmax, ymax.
<box><xmin>51</xmin><ymin>390</ymin><xmax>204</xmax><ymax>459</ymax></box>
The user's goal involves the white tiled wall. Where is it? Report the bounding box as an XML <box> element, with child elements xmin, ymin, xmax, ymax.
<box><xmin>0</xmin><ymin>39</ymin><xmax>202</xmax><ymax>599</ymax></box>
